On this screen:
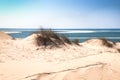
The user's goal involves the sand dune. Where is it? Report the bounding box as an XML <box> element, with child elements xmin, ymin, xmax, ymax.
<box><xmin>0</xmin><ymin>32</ymin><xmax>120</xmax><ymax>80</ymax></box>
<box><xmin>0</xmin><ymin>31</ymin><xmax>13</xmax><ymax>40</ymax></box>
<box><xmin>0</xmin><ymin>53</ymin><xmax>120</xmax><ymax>80</ymax></box>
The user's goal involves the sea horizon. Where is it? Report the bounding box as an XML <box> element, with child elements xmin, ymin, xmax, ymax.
<box><xmin>0</xmin><ymin>27</ymin><xmax>120</xmax><ymax>29</ymax></box>
<box><xmin>0</xmin><ymin>28</ymin><xmax>120</xmax><ymax>42</ymax></box>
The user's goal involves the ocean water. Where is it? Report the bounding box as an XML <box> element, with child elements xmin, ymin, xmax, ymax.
<box><xmin>0</xmin><ymin>28</ymin><xmax>120</xmax><ymax>42</ymax></box>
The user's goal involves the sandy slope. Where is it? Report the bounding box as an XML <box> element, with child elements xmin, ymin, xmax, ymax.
<box><xmin>0</xmin><ymin>32</ymin><xmax>120</xmax><ymax>80</ymax></box>
<box><xmin>0</xmin><ymin>32</ymin><xmax>12</xmax><ymax>40</ymax></box>
<box><xmin>0</xmin><ymin>53</ymin><xmax>120</xmax><ymax>80</ymax></box>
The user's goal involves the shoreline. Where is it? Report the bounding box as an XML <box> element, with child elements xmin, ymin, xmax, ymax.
<box><xmin>1</xmin><ymin>29</ymin><xmax>120</xmax><ymax>42</ymax></box>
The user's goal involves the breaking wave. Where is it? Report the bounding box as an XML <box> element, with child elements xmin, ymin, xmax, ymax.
<box><xmin>58</xmin><ymin>30</ymin><xmax>96</xmax><ymax>33</ymax></box>
<box><xmin>4</xmin><ymin>31</ymin><xmax>21</xmax><ymax>34</ymax></box>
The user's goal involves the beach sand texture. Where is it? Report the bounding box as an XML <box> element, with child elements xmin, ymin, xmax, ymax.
<box><xmin>0</xmin><ymin>32</ymin><xmax>120</xmax><ymax>80</ymax></box>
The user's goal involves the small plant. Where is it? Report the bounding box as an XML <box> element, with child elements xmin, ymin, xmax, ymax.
<box><xmin>72</xmin><ymin>39</ymin><xmax>79</xmax><ymax>45</ymax></box>
<box><xmin>61</xmin><ymin>35</ymin><xmax>71</xmax><ymax>44</ymax></box>
<box><xmin>99</xmin><ymin>38</ymin><xmax>113</xmax><ymax>47</ymax></box>
<box><xmin>34</xmin><ymin>28</ymin><xmax>78</xmax><ymax>48</ymax></box>
<box><xmin>117</xmin><ymin>49</ymin><xmax>120</xmax><ymax>53</ymax></box>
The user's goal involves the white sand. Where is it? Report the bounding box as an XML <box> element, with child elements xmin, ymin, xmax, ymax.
<box><xmin>0</xmin><ymin>31</ymin><xmax>13</xmax><ymax>40</ymax></box>
<box><xmin>0</xmin><ymin>32</ymin><xmax>120</xmax><ymax>80</ymax></box>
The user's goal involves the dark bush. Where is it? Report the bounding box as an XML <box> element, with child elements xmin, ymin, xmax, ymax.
<box><xmin>99</xmin><ymin>38</ymin><xmax>113</xmax><ymax>47</ymax></box>
<box><xmin>117</xmin><ymin>49</ymin><xmax>120</xmax><ymax>53</ymax></box>
<box><xmin>61</xmin><ymin>35</ymin><xmax>71</xmax><ymax>44</ymax></box>
<box><xmin>72</xmin><ymin>39</ymin><xmax>79</xmax><ymax>45</ymax></box>
<box><xmin>35</xmin><ymin>28</ymin><xmax>77</xmax><ymax>48</ymax></box>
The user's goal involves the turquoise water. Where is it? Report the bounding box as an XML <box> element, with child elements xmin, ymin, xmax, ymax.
<box><xmin>0</xmin><ymin>28</ymin><xmax>120</xmax><ymax>42</ymax></box>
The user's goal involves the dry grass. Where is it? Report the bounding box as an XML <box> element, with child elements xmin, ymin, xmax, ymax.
<box><xmin>85</xmin><ymin>38</ymin><xmax>113</xmax><ymax>48</ymax></box>
<box><xmin>98</xmin><ymin>38</ymin><xmax>113</xmax><ymax>47</ymax></box>
<box><xmin>34</xmin><ymin>28</ymin><xmax>79</xmax><ymax>48</ymax></box>
<box><xmin>72</xmin><ymin>39</ymin><xmax>79</xmax><ymax>45</ymax></box>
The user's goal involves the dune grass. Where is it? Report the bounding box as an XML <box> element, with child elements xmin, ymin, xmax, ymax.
<box><xmin>99</xmin><ymin>38</ymin><xmax>113</xmax><ymax>47</ymax></box>
<box><xmin>72</xmin><ymin>39</ymin><xmax>79</xmax><ymax>45</ymax></box>
<box><xmin>34</xmin><ymin>28</ymin><xmax>79</xmax><ymax>48</ymax></box>
<box><xmin>86</xmin><ymin>38</ymin><xmax>113</xmax><ymax>47</ymax></box>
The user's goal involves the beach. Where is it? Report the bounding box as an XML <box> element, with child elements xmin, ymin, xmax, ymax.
<box><xmin>0</xmin><ymin>31</ymin><xmax>120</xmax><ymax>80</ymax></box>
<box><xmin>0</xmin><ymin>0</ymin><xmax>120</xmax><ymax>79</ymax></box>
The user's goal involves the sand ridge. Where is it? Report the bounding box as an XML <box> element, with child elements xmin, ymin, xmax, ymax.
<box><xmin>0</xmin><ymin>32</ymin><xmax>120</xmax><ymax>80</ymax></box>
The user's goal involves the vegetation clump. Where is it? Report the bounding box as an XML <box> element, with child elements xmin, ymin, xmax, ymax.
<box><xmin>98</xmin><ymin>38</ymin><xmax>113</xmax><ymax>47</ymax></box>
<box><xmin>34</xmin><ymin>28</ymin><xmax>79</xmax><ymax>48</ymax></box>
<box><xmin>85</xmin><ymin>38</ymin><xmax>113</xmax><ymax>48</ymax></box>
<box><xmin>72</xmin><ymin>39</ymin><xmax>79</xmax><ymax>45</ymax></box>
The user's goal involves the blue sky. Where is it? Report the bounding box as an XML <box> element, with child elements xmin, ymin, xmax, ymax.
<box><xmin>0</xmin><ymin>0</ymin><xmax>120</xmax><ymax>28</ymax></box>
